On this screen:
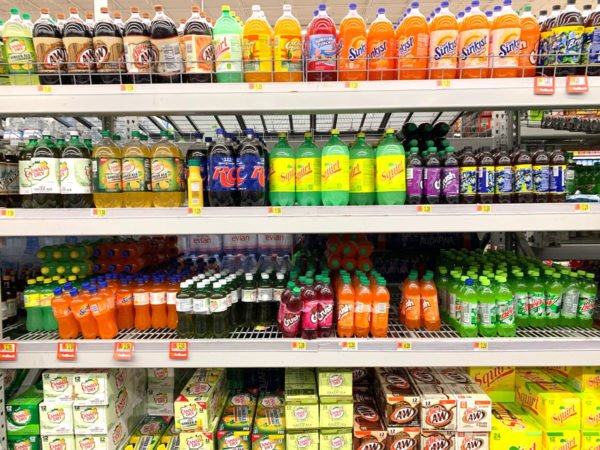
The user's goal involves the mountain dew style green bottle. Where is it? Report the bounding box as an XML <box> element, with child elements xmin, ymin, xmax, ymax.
<box><xmin>349</xmin><ymin>132</ymin><xmax>375</xmax><ymax>205</ymax></box>
<box><xmin>577</xmin><ymin>272</ymin><xmax>597</xmax><ymax>328</ymax></box>
<box><xmin>527</xmin><ymin>270</ymin><xmax>546</xmax><ymax>328</ymax></box>
<box><xmin>478</xmin><ymin>276</ymin><xmax>497</xmax><ymax>337</ymax></box>
<box><xmin>269</xmin><ymin>133</ymin><xmax>295</xmax><ymax>206</ymax></box>
<box><xmin>295</xmin><ymin>132</ymin><xmax>321</xmax><ymax>206</ymax></box>
<box><xmin>321</xmin><ymin>130</ymin><xmax>349</xmax><ymax>206</ymax></box>
<box><xmin>376</xmin><ymin>129</ymin><xmax>406</xmax><ymax>205</ymax></box>
<box><xmin>546</xmin><ymin>272</ymin><xmax>563</xmax><ymax>328</ymax></box>
<box><xmin>495</xmin><ymin>275</ymin><xmax>516</xmax><ymax>337</ymax></box>
<box><xmin>560</xmin><ymin>272</ymin><xmax>580</xmax><ymax>327</ymax></box>
<box><xmin>460</xmin><ymin>278</ymin><xmax>478</xmax><ymax>337</ymax></box>
<box><xmin>512</xmin><ymin>271</ymin><xmax>529</xmax><ymax>327</ymax></box>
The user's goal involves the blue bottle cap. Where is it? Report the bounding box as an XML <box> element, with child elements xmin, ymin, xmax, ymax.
<box><xmin>471</xmin><ymin>0</ymin><xmax>479</xmax><ymax>6</ymax></box>
<box><xmin>69</xmin><ymin>288</ymin><xmax>79</xmax><ymax>296</ymax></box>
<box><xmin>349</xmin><ymin>3</ymin><xmax>357</xmax><ymax>10</ymax></box>
<box><xmin>440</xmin><ymin>1</ymin><xmax>449</xmax><ymax>8</ymax></box>
<box><xmin>411</xmin><ymin>2</ymin><xmax>419</xmax><ymax>8</ymax></box>
<box><xmin>318</xmin><ymin>4</ymin><xmax>327</xmax><ymax>11</ymax></box>
<box><xmin>378</xmin><ymin>7</ymin><xmax>385</xmax><ymax>14</ymax></box>
<box><xmin>53</xmin><ymin>287</ymin><xmax>63</xmax><ymax>296</ymax></box>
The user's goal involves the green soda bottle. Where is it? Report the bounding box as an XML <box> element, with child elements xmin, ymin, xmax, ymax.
<box><xmin>545</xmin><ymin>273</ymin><xmax>564</xmax><ymax>328</ymax></box>
<box><xmin>349</xmin><ymin>132</ymin><xmax>375</xmax><ymax>205</ymax></box>
<box><xmin>24</xmin><ymin>278</ymin><xmax>43</xmax><ymax>331</ymax></box>
<box><xmin>478</xmin><ymin>276</ymin><xmax>497</xmax><ymax>337</ymax></box>
<box><xmin>40</xmin><ymin>278</ymin><xmax>58</xmax><ymax>331</ymax></box>
<box><xmin>193</xmin><ymin>282</ymin><xmax>211</xmax><ymax>338</ymax></box>
<box><xmin>295</xmin><ymin>132</ymin><xmax>321</xmax><ymax>206</ymax></box>
<box><xmin>176</xmin><ymin>281</ymin><xmax>194</xmax><ymax>338</ymax></box>
<box><xmin>241</xmin><ymin>273</ymin><xmax>258</xmax><ymax>327</ymax></box>
<box><xmin>577</xmin><ymin>273</ymin><xmax>597</xmax><ymax>328</ymax></box>
<box><xmin>512</xmin><ymin>271</ymin><xmax>529</xmax><ymax>327</ymax></box>
<box><xmin>447</xmin><ymin>271</ymin><xmax>460</xmax><ymax>329</ymax></box>
<box><xmin>560</xmin><ymin>272</ymin><xmax>580</xmax><ymax>327</ymax></box>
<box><xmin>495</xmin><ymin>275</ymin><xmax>516</xmax><ymax>337</ymax></box>
<box><xmin>376</xmin><ymin>129</ymin><xmax>406</xmax><ymax>205</ymax></box>
<box><xmin>269</xmin><ymin>133</ymin><xmax>295</xmax><ymax>206</ymax></box>
<box><xmin>527</xmin><ymin>270</ymin><xmax>546</xmax><ymax>328</ymax></box>
<box><xmin>436</xmin><ymin>267</ymin><xmax>450</xmax><ymax>322</ymax></box>
<box><xmin>321</xmin><ymin>130</ymin><xmax>350</xmax><ymax>206</ymax></box>
<box><xmin>459</xmin><ymin>278</ymin><xmax>478</xmax><ymax>337</ymax></box>
<box><xmin>2</xmin><ymin>9</ymin><xmax>39</xmax><ymax>85</ymax></box>
<box><xmin>211</xmin><ymin>281</ymin><xmax>229</xmax><ymax>338</ymax></box>
<box><xmin>213</xmin><ymin>5</ymin><xmax>243</xmax><ymax>83</ymax></box>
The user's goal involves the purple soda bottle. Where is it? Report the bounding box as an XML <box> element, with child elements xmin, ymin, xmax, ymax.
<box><xmin>406</xmin><ymin>147</ymin><xmax>423</xmax><ymax>204</ymax></box>
<box><xmin>424</xmin><ymin>147</ymin><xmax>442</xmax><ymax>204</ymax></box>
<box><xmin>281</xmin><ymin>287</ymin><xmax>302</xmax><ymax>338</ymax></box>
<box><xmin>318</xmin><ymin>276</ymin><xmax>334</xmax><ymax>338</ymax></box>
<box><xmin>301</xmin><ymin>278</ymin><xmax>318</xmax><ymax>340</ymax></box>
<box><xmin>442</xmin><ymin>146</ymin><xmax>460</xmax><ymax>204</ymax></box>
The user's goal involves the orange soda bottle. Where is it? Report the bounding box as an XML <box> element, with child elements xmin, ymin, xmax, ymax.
<box><xmin>429</xmin><ymin>1</ymin><xmax>459</xmax><ymax>79</ymax></box>
<box><xmin>69</xmin><ymin>287</ymin><xmax>99</xmax><ymax>339</ymax></box>
<box><xmin>273</xmin><ymin>4</ymin><xmax>303</xmax><ymax>82</ymax></box>
<box><xmin>519</xmin><ymin>5</ymin><xmax>540</xmax><ymax>77</ymax></box>
<box><xmin>458</xmin><ymin>0</ymin><xmax>490</xmax><ymax>78</ymax></box>
<box><xmin>357</xmin><ymin>257</ymin><xmax>373</xmax><ymax>273</ymax></box>
<box><xmin>337</xmin><ymin>275</ymin><xmax>355</xmax><ymax>337</ymax></box>
<box><xmin>115</xmin><ymin>277</ymin><xmax>134</xmax><ymax>329</ymax></box>
<box><xmin>420</xmin><ymin>272</ymin><xmax>441</xmax><ymax>331</ymax></box>
<box><xmin>51</xmin><ymin>286</ymin><xmax>80</xmax><ymax>339</ymax></box>
<box><xmin>133</xmin><ymin>278</ymin><xmax>151</xmax><ymax>330</ymax></box>
<box><xmin>243</xmin><ymin>5</ymin><xmax>274</xmax><ymax>82</ymax></box>
<box><xmin>98</xmin><ymin>280</ymin><xmax>117</xmax><ymax>322</ymax></box>
<box><xmin>354</xmin><ymin>277</ymin><xmax>372</xmax><ymax>337</ymax></box>
<box><xmin>166</xmin><ymin>276</ymin><xmax>179</xmax><ymax>330</ymax></box>
<box><xmin>490</xmin><ymin>0</ymin><xmax>521</xmax><ymax>78</ymax></box>
<box><xmin>338</xmin><ymin>3</ymin><xmax>368</xmax><ymax>81</ymax></box>
<box><xmin>371</xmin><ymin>277</ymin><xmax>390</xmax><ymax>337</ymax></box>
<box><xmin>404</xmin><ymin>271</ymin><xmax>421</xmax><ymax>330</ymax></box>
<box><xmin>367</xmin><ymin>8</ymin><xmax>397</xmax><ymax>80</ymax></box>
<box><xmin>397</xmin><ymin>2</ymin><xmax>430</xmax><ymax>80</ymax></box>
<box><xmin>150</xmin><ymin>274</ymin><xmax>168</xmax><ymax>329</ymax></box>
<box><xmin>89</xmin><ymin>285</ymin><xmax>118</xmax><ymax>339</ymax></box>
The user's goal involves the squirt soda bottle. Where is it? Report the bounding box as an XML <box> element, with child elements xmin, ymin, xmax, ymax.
<box><xmin>397</xmin><ymin>2</ymin><xmax>429</xmax><ymax>80</ymax></box>
<box><xmin>429</xmin><ymin>1</ymin><xmax>459</xmax><ymax>79</ymax></box>
<box><xmin>306</xmin><ymin>4</ymin><xmax>337</xmax><ymax>81</ymax></box>
<box><xmin>213</xmin><ymin>5</ymin><xmax>243</xmax><ymax>83</ymax></box>
<box><xmin>366</xmin><ymin>8</ymin><xmax>396</xmax><ymax>80</ymax></box>
<box><xmin>295</xmin><ymin>132</ymin><xmax>322</xmax><ymax>206</ymax></box>
<box><xmin>321</xmin><ymin>130</ymin><xmax>350</xmax><ymax>206</ymax></box>
<box><xmin>243</xmin><ymin>5</ymin><xmax>273</xmax><ymax>82</ymax></box>
<box><xmin>349</xmin><ymin>132</ymin><xmax>375</xmax><ymax>205</ymax></box>
<box><xmin>273</xmin><ymin>5</ymin><xmax>303</xmax><ymax>82</ymax></box>
<box><xmin>519</xmin><ymin>6</ymin><xmax>540</xmax><ymax>77</ymax></box>
<box><xmin>376</xmin><ymin>129</ymin><xmax>406</xmax><ymax>205</ymax></box>
<box><xmin>338</xmin><ymin>3</ymin><xmax>368</xmax><ymax>81</ymax></box>
<box><xmin>92</xmin><ymin>130</ymin><xmax>123</xmax><ymax>208</ymax></box>
<box><xmin>269</xmin><ymin>132</ymin><xmax>296</xmax><ymax>206</ymax></box>
<box><xmin>490</xmin><ymin>0</ymin><xmax>521</xmax><ymax>78</ymax></box>
<box><xmin>458</xmin><ymin>0</ymin><xmax>490</xmax><ymax>78</ymax></box>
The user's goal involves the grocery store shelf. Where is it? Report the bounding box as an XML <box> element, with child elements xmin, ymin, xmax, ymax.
<box><xmin>1</xmin><ymin>78</ymin><xmax>598</xmax><ymax>116</ymax></box>
<box><xmin>533</xmin><ymin>243</ymin><xmax>600</xmax><ymax>260</ymax></box>
<box><xmin>3</xmin><ymin>324</ymin><xmax>600</xmax><ymax>368</ymax></box>
<box><xmin>0</xmin><ymin>204</ymin><xmax>598</xmax><ymax>236</ymax></box>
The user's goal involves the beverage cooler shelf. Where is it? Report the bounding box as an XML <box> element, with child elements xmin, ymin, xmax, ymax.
<box><xmin>4</xmin><ymin>321</ymin><xmax>600</xmax><ymax>368</ymax></box>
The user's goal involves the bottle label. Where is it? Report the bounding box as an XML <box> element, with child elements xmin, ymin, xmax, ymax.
<box><xmin>209</xmin><ymin>155</ymin><xmax>236</xmax><ymax>192</ymax></box>
<box><xmin>458</xmin><ymin>29</ymin><xmax>489</xmax><ymax>69</ymax></box>
<box><xmin>478</xmin><ymin>302</ymin><xmax>496</xmax><ymax>326</ymax></box>
<box><xmin>60</xmin><ymin>158</ymin><xmax>92</xmax><ymax>194</ymax></box>
<box><xmin>166</xmin><ymin>292</ymin><xmax>177</xmax><ymax>305</ymax></box>
<box><xmin>176</xmin><ymin>297</ymin><xmax>193</xmax><ymax>312</ymax></box>
<box><xmin>63</xmin><ymin>36</ymin><xmax>95</xmax><ymax>73</ymax></box>
<box><xmin>213</xmin><ymin>33</ymin><xmax>242</xmax><ymax>73</ymax></box>
<box><xmin>183</xmin><ymin>34</ymin><xmax>214</xmax><ymax>73</ymax></box>
<box><xmin>539</xmin><ymin>30</ymin><xmax>554</xmax><ymax>67</ymax></box>
<box><xmin>209</xmin><ymin>296</ymin><xmax>227</xmax><ymax>313</ymax></box>
<box><xmin>578</xmin><ymin>294</ymin><xmax>596</xmax><ymax>319</ymax></box>
<box><xmin>429</xmin><ymin>29</ymin><xmax>458</xmax><ymax>70</ymax></box>
<box><xmin>151</xmin><ymin>157</ymin><xmax>183</xmax><ymax>192</ymax></box>
<box><xmin>459</xmin><ymin>166</ymin><xmax>477</xmax><ymax>195</ymax></box>
<box><xmin>532</xmin><ymin>164</ymin><xmax>550</xmax><ymax>194</ymax></box>
<box><xmin>39</xmin><ymin>293</ymin><xmax>53</xmax><ymax>307</ymax></box>
<box><xmin>122</xmin><ymin>157</ymin><xmax>151</xmax><ymax>192</ymax></box>
<box><xmin>230</xmin><ymin>289</ymin><xmax>238</xmax><ymax>304</ymax></box>
<box><xmin>123</xmin><ymin>36</ymin><xmax>153</xmax><ymax>73</ymax></box>
<box><xmin>241</xmin><ymin>288</ymin><xmax>257</xmax><ymax>303</ymax></box>
<box><xmin>133</xmin><ymin>292</ymin><xmax>150</xmax><ymax>306</ymax></box>
<box><xmin>3</xmin><ymin>36</ymin><xmax>36</xmax><ymax>74</ymax></box>
<box><xmin>397</xmin><ymin>32</ymin><xmax>429</xmax><ymax>67</ymax></box>
<box><xmin>3</xmin><ymin>162</ymin><xmax>18</xmax><ymax>195</ymax></box>
<box><xmin>274</xmin><ymin>34</ymin><xmax>302</xmax><ymax>73</ymax></box>
<box><xmin>554</xmin><ymin>25</ymin><xmax>584</xmax><ymax>66</ymax></box>
<box><xmin>93</xmin><ymin>158</ymin><xmax>122</xmax><ymax>193</ymax></box>
<box><xmin>150</xmin><ymin>292</ymin><xmax>166</xmax><ymax>305</ymax></box>
<box><xmin>514</xmin><ymin>164</ymin><xmax>533</xmax><ymax>194</ymax></box>
<box><xmin>447</xmin><ymin>292</ymin><xmax>456</xmax><ymax>319</ymax></box>
<box><xmin>528</xmin><ymin>292</ymin><xmax>545</xmax><ymax>318</ymax></box>
<box><xmin>460</xmin><ymin>300</ymin><xmax>477</xmax><ymax>327</ymax></box>
<box><xmin>376</xmin><ymin>155</ymin><xmax>405</xmax><ymax>192</ymax></box>
<box><xmin>269</xmin><ymin>157</ymin><xmax>295</xmax><ymax>193</ymax></box>
<box><xmin>257</xmin><ymin>287</ymin><xmax>272</xmax><ymax>302</ymax></box>
<box><xmin>236</xmin><ymin>153</ymin><xmax>265</xmax><ymax>191</ymax></box>
<box><xmin>302</xmin><ymin>299</ymin><xmax>319</xmax><ymax>330</ymax></box>
<box><xmin>441</xmin><ymin>167</ymin><xmax>459</xmax><ymax>196</ymax></box>
<box><xmin>318</xmin><ymin>299</ymin><xmax>334</xmax><ymax>329</ymax></box>
<box><xmin>24</xmin><ymin>293</ymin><xmax>40</xmax><ymax>308</ymax></box>
<box><xmin>407</xmin><ymin>166</ymin><xmax>423</xmax><ymax>197</ymax></box>
<box><xmin>33</xmin><ymin>36</ymin><xmax>67</xmax><ymax>73</ymax></box>
<box><xmin>308</xmin><ymin>34</ymin><xmax>336</xmax><ymax>71</ymax></box>
<box><xmin>495</xmin><ymin>166</ymin><xmax>513</xmax><ymax>194</ymax></box>
<box><xmin>477</xmin><ymin>165</ymin><xmax>495</xmax><ymax>195</ymax></box>
<box><xmin>243</xmin><ymin>33</ymin><xmax>273</xmax><ymax>73</ymax></box>
<box><xmin>273</xmin><ymin>288</ymin><xmax>284</xmax><ymax>302</ymax></box>
<box><xmin>322</xmin><ymin>155</ymin><xmax>350</xmax><ymax>192</ymax></box>
<box><xmin>424</xmin><ymin>167</ymin><xmax>441</xmax><ymax>197</ymax></box>
<box><xmin>490</xmin><ymin>28</ymin><xmax>520</xmax><ymax>68</ymax></box>
<box><xmin>496</xmin><ymin>299</ymin><xmax>515</xmax><ymax>325</ymax></box>
<box><xmin>550</xmin><ymin>165</ymin><xmax>566</xmax><ymax>194</ymax></box>
<box><xmin>192</xmin><ymin>297</ymin><xmax>209</xmax><ymax>313</ymax></box>
<box><xmin>545</xmin><ymin>293</ymin><xmax>562</xmax><ymax>319</ymax></box>
<box><xmin>116</xmin><ymin>294</ymin><xmax>133</xmax><ymax>306</ymax></box>
<box><xmin>19</xmin><ymin>160</ymin><xmax>32</xmax><ymax>195</ymax></box>
<box><xmin>339</xmin><ymin>33</ymin><xmax>367</xmax><ymax>71</ymax></box>
<box><xmin>93</xmin><ymin>36</ymin><xmax>124</xmax><ymax>73</ymax></box>
<box><xmin>455</xmin><ymin>296</ymin><xmax>462</xmax><ymax>322</ymax></box>
<box><xmin>30</xmin><ymin>157</ymin><xmax>60</xmax><ymax>194</ymax></box>
<box><xmin>514</xmin><ymin>292</ymin><xmax>529</xmax><ymax>318</ymax></box>
<box><xmin>296</xmin><ymin>157</ymin><xmax>321</xmax><ymax>192</ymax></box>
<box><xmin>561</xmin><ymin>288</ymin><xmax>580</xmax><ymax>318</ymax></box>
<box><xmin>587</xmin><ymin>28</ymin><xmax>600</xmax><ymax>65</ymax></box>
<box><xmin>349</xmin><ymin>158</ymin><xmax>375</xmax><ymax>194</ymax></box>
<box><xmin>151</xmin><ymin>36</ymin><xmax>183</xmax><ymax>74</ymax></box>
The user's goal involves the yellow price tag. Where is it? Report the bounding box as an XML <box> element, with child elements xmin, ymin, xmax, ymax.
<box><xmin>477</xmin><ymin>204</ymin><xmax>492</xmax><ymax>213</ymax></box>
<box><xmin>397</xmin><ymin>342</ymin><xmax>412</xmax><ymax>351</ymax></box>
<box><xmin>340</xmin><ymin>341</ymin><xmax>358</xmax><ymax>351</ymax></box>
<box><xmin>92</xmin><ymin>208</ymin><xmax>107</xmax><ymax>217</ymax></box>
<box><xmin>345</xmin><ymin>81</ymin><xmax>360</xmax><ymax>89</ymax></box>
<box><xmin>474</xmin><ymin>341</ymin><xmax>489</xmax><ymax>351</ymax></box>
<box><xmin>437</xmin><ymin>80</ymin><xmax>451</xmax><ymax>87</ymax></box>
<box><xmin>1</xmin><ymin>209</ymin><xmax>15</xmax><ymax>217</ymax></box>
<box><xmin>417</xmin><ymin>205</ymin><xmax>432</xmax><ymax>214</ymax></box>
<box><xmin>2</xmin><ymin>343</ymin><xmax>15</xmax><ymax>352</ymax></box>
<box><xmin>268</xmin><ymin>207</ymin><xmax>283</xmax><ymax>215</ymax></box>
<box><xmin>575</xmin><ymin>203</ymin><xmax>590</xmax><ymax>212</ymax></box>
<box><xmin>173</xmin><ymin>342</ymin><xmax>186</xmax><ymax>351</ymax></box>
<box><xmin>62</xmin><ymin>342</ymin><xmax>75</xmax><ymax>351</ymax></box>
<box><xmin>120</xmin><ymin>84</ymin><xmax>135</xmax><ymax>92</ymax></box>
<box><xmin>38</xmin><ymin>85</ymin><xmax>52</xmax><ymax>93</ymax></box>
<box><xmin>250</xmin><ymin>83</ymin><xmax>263</xmax><ymax>91</ymax></box>
<box><xmin>291</xmin><ymin>341</ymin><xmax>307</xmax><ymax>351</ymax></box>
<box><xmin>120</xmin><ymin>343</ymin><xmax>132</xmax><ymax>350</ymax></box>
<box><xmin>255</xmin><ymin>325</ymin><xmax>267</xmax><ymax>331</ymax></box>
<box><xmin>188</xmin><ymin>207</ymin><xmax>203</xmax><ymax>216</ymax></box>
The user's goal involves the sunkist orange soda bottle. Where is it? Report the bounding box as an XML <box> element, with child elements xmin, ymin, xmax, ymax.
<box><xmin>367</xmin><ymin>8</ymin><xmax>397</xmax><ymax>80</ymax></box>
<box><xmin>89</xmin><ymin>285</ymin><xmax>118</xmax><ymax>339</ymax></box>
<box><xmin>371</xmin><ymin>277</ymin><xmax>390</xmax><ymax>337</ymax></box>
<box><xmin>133</xmin><ymin>277</ymin><xmax>151</xmax><ymax>330</ymax></box>
<box><xmin>52</xmin><ymin>286</ymin><xmax>80</xmax><ymax>339</ymax></box>
<box><xmin>166</xmin><ymin>276</ymin><xmax>179</xmax><ymax>330</ymax></box>
<box><xmin>429</xmin><ymin>1</ymin><xmax>459</xmax><ymax>79</ymax></box>
<box><xmin>115</xmin><ymin>277</ymin><xmax>134</xmax><ymax>329</ymax></box>
<box><xmin>458</xmin><ymin>0</ymin><xmax>490</xmax><ymax>78</ymax></box>
<box><xmin>403</xmin><ymin>271</ymin><xmax>421</xmax><ymax>330</ymax></box>
<box><xmin>69</xmin><ymin>287</ymin><xmax>99</xmax><ymax>339</ymax></box>
<box><xmin>150</xmin><ymin>274</ymin><xmax>168</xmax><ymax>329</ymax></box>
<box><xmin>397</xmin><ymin>2</ymin><xmax>429</xmax><ymax>80</ymax></box>
<box><xmin>519</xmin><ymin>5</ymin><xmax>540</xmax><ymax>77</ymax></box>
<box><xmin>338</xmin><ymin>3</ymin><xmax>367</xmax><ymax>81</ymax></box>
<box><xmin>490</xmin><ymin>0</ymin><xmax>521</xmax><ymax>78</ymax></box>
<box><xmin>273</xmin><ymin>4</ymin><xmax>303</xmax><ymax>82</ymax></box>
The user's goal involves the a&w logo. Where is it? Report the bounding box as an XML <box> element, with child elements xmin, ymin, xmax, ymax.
<box><xmin>392</xmin><ymin>438</ymin><xmax>417</xmax><ymax>450</ymax></box>
<box><xmin>425</xmin><ymin>435</ymin><xmax>451</xmax><ymax>450</ymax></box>
<box><xmin>464</xmin><ymin>408</ymin><xmax>486</xmax><ymax>423</ymax></box>
<box><xmin>461</xmin><ymin>437</ymin><xmax>484</xmax><ymax>450</ymax></box>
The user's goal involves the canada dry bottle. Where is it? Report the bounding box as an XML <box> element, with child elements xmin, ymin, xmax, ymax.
<box><xmin>60</xmin><ymin>130</ymin><xmax>93</xmax><ymax>207</ymax></box>
<box><xmin>33</xmin><ymin>7</ymin><xmax>68</xmax><ymax>85</ymax></box>
<box><xmin>92</xmin><ymin>130</ymin><xmax>123</xmax><ymax>208</ymax></box>
<box><xmin>123</xmin><ymin>7</ymin><xmax>152</xmax><ymax>84</ymax></box>
<box><xmin>19</xmin><ymin>137</ymin><xmax>37</xmax><ymax>208</ymax></box>
<box><xmin>151</xmin><ymin>130</ymin><xmax>185</xmax><ymax>207</ymax></box>
<box><xmin>31</xmin><ymin>134</ymin><xmax>61</xmax><ymax>208</ymax></box>
<box><xmin>63</xmin><ymin>7</ymin><xmax>95</xmax><ymax>84</ymax></box>
<box><xmin>122</xmin><ymin>130</ymin><xmax>152</xmax><ymax>207</ymax></box>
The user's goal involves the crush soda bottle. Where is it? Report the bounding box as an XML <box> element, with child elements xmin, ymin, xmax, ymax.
<box><xmin>301</xmin><ymin>278</ymin><xmax>318</xmax><ymax>339</ymax></box>
<box><xmin>317</xmin><ymin>276</ymin><xmax>334</xmax><ymax>337</ymax></box>
<box><xmin>269</xmin><ymin>133</ymin><xmax>295</xmax><ymax>206</ymax></box>
<box><xmin>295</xmin><ymin>132</ymin><xmax>321</xmax><ymax>206</ymax></box>
<box><xmin>321</xmin><ymin>130</ymin><xmax>350</xmax><ymax>206</ymax></box>
<box><xmin>281</xmin><ymin>287</ymin><xmax>302</xmax><ymax>337</ymax></box>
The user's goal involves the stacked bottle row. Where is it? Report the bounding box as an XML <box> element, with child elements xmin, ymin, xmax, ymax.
<box><xmin>2</xmin><ymin>0</ymin><xmax>599</xmax><ymax>86</ymax></box>
<box><xmin>435</xmin><ymin>248</ymin><xmax>598</xmax><ymax>337</ymax></box>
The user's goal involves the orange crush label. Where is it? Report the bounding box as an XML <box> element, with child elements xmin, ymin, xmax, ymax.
<box><xmin>274</xmin><ymin>34</ymin><xmax>302</xmax><ymax>72</ymax></box>
<box><xmin>376</xmin><ymin>155</ymin><xmax>406</xmax><ymax>192</ymax></box>
<box><xmin>321</xmin><ymin>155</ymin><xmax>349</xmax><ymax>191</ymax></box>
<box><xmin>490</xmin><ymin>28</ymin><xmax>521</xmax><ymax>68</ymax></box>
<box><xmin>269</xmin><ymin>157</ymin><xmax>295</xmax><ymax>193</ymax></box>
<box><xmin>295</xmin><ymin>157</ymin><xmax>321</xmax><ymax>192</ymax></box>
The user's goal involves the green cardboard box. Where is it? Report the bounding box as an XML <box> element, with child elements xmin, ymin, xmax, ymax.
<box><xmin>6</xmin><ymin>386</ymin><xmax>43</xmax><ymax>436</ymax></box>
<box><xmin>317</xmin><ymin>369</ymin><xmax>353</xmax><ymax>397</ymax></box>
<box><xmin>319</xmin><ymin>397</ymin><xmax>353</xmax><ymax>429</ymax></box>
<box><xmin>285</xmin><ymin>431</ymin><xmax>319</xmax><ymax>450</ymax></box>
<box><xmin>320</xmin><ymin>429</ymin><xmax>352</xmax><ymax>450</ymax></box>
<box><xmin>8</xmin><ymin>435</ymin><xmax>40</xmax><ymax>450</ymax></box>
<box><xmin>284</xmin><ymin>386</ymin><xmax>319</xmax><ymax>430</ymax></box>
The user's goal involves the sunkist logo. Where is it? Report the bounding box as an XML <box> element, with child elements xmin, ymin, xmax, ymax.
<box><xmin>348</xmin><ymin>42</ymin><xmax>367</xmax><ymax>61</ymax></box>
<box><xmin>552</xmin><ymin>405</ymin><xmax>577</xmax><ymax>424</ymax></box>
<box><xmin>434</xmin><ymin>40</ymin><xmax>457</xmax><ymax>60</ymax></box>
<box><xmin>368</xmin><ymin>41</ymin><xmax>387</xmax><ymax>59</ymax></box>
<box><xmin>499</xmin><ymin>39</ymin><xmax>520</xmax><ymax>57</ymax></box>
<box><xmin>398</xmin><ymin>36</ymin><xmax>414</xmax><ymax>58</ymax></box>
<box><xmin>460</xmin><ymin>36</ymin><xmax>487</xmax><ymax>60</ymax></box>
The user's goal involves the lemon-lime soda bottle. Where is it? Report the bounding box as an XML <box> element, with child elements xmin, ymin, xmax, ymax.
<box><xmin>214</xmin><ymin>5</ymin><xmax>243</xmax><ymax>83</ymax></box>
<box><xmin>512</xmin><ymin>271</ymin><xmax>529</xmax><ymax>327</ymax></box>
<box><xmin>349</xmin><ymin>132</ymin><xmax>375</xmax><ymax>205</ymax></box>
<box><xmin>560</xmin><ymin>272</ymin><xmax>580</xmax><ymax>327</ymax></box>
<box><xmin>321</xmin><ymin>129</ymin><xmax>349</xmax><ymax>206</ymax></box>
<box><xmin>376</xmin><ymin>129</ymin><xmax>405</xmax><ymax>205</ymax></box>
<box><xmin>527</xmin><ymin>269</ymin><xmax>546</xmax><ymax>327</ymax></box>
<box><xmin>459</xmin><ymin>278</ymin><xmax>478</xmax><ymax>337</ymax></box>
<box><xmin>122</xmin><ymin>131</ymin><xmax>152</xmax><ymax>207</ymax></box>
<box><xmin>269</xmin><ymin>133</ymin><xmax>295</xmax><ymax>206</ymax></box>
<box><xmin>295</xmin><ymin>132</ymin><xmax>321</xmax><ymax>206</ymax></box>
<box><xmin>577</xmin><ymin>272</ymin><xmax>597</xmax><ymax>328</ymax></box>
<box><xmin>2</xmin><ymin>9</ymin><xmax>39</xmax><ymax>85</ymax></box>
<box><xmin>92</xmin><ymin>131</ymin><xmax>123</xmax><ymax>208</ymax></box>
<box><xmin>477</xmin><ymin>276</ymin><xmax>497</xmax><ymax>337</ymax></box>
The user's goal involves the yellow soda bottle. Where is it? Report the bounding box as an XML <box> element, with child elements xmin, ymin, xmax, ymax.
<box><xmin>151</xmin><ymin>131</ymin><xmax>185</xmax><ymax>207</ymax></box>
<box><xmin>243</xmin><ymin>5</ymin><xmax>273</xmax><ymax>82</ymax></box>
<box><xmin>274</xmin><ymin>5</ymin><xmax>303</xmax><ymax>82</ymax></box>
<box><xmin>122</xmin><ymin>131</ymin><xmax>152</xmax><ymax>208</ymax></box>
<box><xmin>92</xmin><ymin>130</ymin><xmax>123</xmax><ymax>208</ymax></box>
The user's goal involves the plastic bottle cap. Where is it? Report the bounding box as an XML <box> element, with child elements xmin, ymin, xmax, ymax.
<box><xmin>331</xmin><ymin>129</ymin><xmax>340</xmax><ymax>135</ymax></box>
<box><xmin>349</xmin><ymin>3</ymin><xmax>358</xmax><ymax>10</ymax></box>
<box><xmin>10</xmin><ymin>8</ymin><xmax>19</xmax><ymax>15</ymax></box>
<box><xmin>386</xmin><ymin>128</ymin><xmax>395</xmax><ymax>134</ymax></box>
<box><xmin>466</xmin><ymin>278</ymin><xmax>474</xmax><ymax>285</ymax></box>
<box><xmin>292</xmin><ymin>287</ymin><xmax>301</xmax><ymax>295</ymax></box>
<box><xmin>319</xmin><ymin>4</ymin><xmax>327</xmax><ymax>11</ymax></box>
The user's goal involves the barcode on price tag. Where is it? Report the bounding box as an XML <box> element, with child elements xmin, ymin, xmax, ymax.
<box><xmin>114</xmin><ymin>342</ymin><xmax>134</xmax><ymax>360</ymax></box>
<box><xmin>57</xmin><ymin>342</ymin><xmax>77</xmax><ymax>360</ymax></box>
<box><xmin>169</xmin><ymin>341</ymin><xmax>189</xmax><ymax>359</ymax></box>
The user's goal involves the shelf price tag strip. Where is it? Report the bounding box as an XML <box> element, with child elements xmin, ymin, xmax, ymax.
<box><xmin>0</xmin><ymin>342</ymin><xmax>17</xmax><ymax>361</ymax></box>
<box><xmin>57</xmin><ymin>342</ymin><xmax>77</xmax><ymax>360</ymax></box>
<box><xmin>169</xmin><ymin>341</ymin><xmax>189</xmax><ymax>360</ymax></box>
<box><xmin>566</xmin><ymin>75</ymin><xmax>589</xmax><ymax>94</ymax></box>
<box><xmin>0</xmin><ymin>209</ymin><xmax>15</xmax><ymax>218</ymax></box>
<box><xmin>113</xmin><ymin>342</ymin><xmax>134</xmax><ymax>360</ymax></box>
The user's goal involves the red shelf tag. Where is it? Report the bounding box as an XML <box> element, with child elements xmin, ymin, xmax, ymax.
<box><xmin>534</xmin><ymin>77</ymin><xmax>555</xmax><ymax>95</ymax></box>
<box><xmin>169</xmin><ymin>341</ymin><xmax>189</xmax><ymax>360</ymax></box>
<box><xmin>0</xmin><ymin>342</ymin><xmax>17</xmax><ymax>361</ymax></box>
<box><xmin>566</xmin><ymin>75</ymin><xmax>589</xmax><ymax>93</ymax></box>
<box><xmin>113</xmin><ymin>342</ymin><xmax>134</xmax><ymax>361</ymax></box>
<box><xmin>57</xmin><ymin>342</ymin><xmax>77</xmax><ymax>360</ymax></box>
